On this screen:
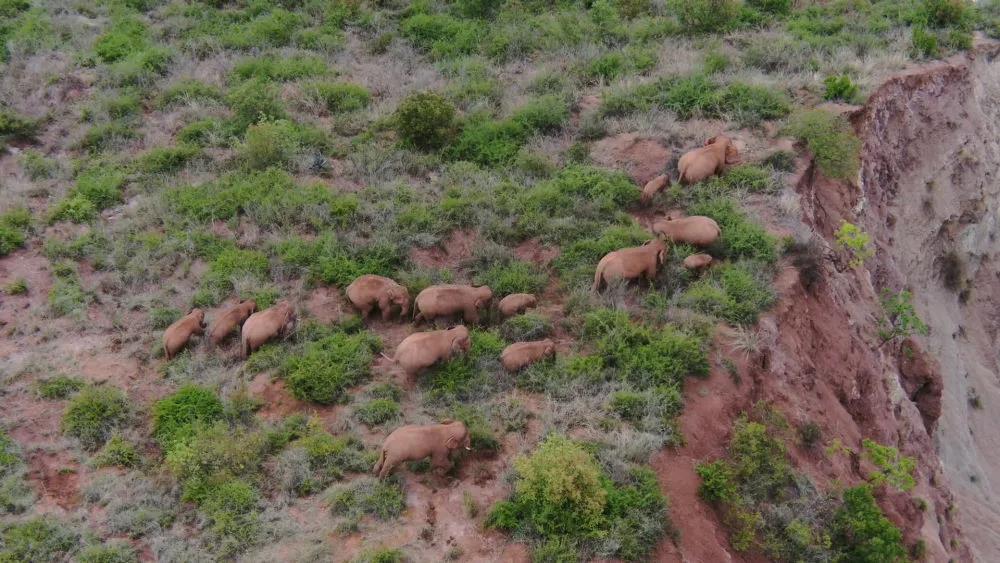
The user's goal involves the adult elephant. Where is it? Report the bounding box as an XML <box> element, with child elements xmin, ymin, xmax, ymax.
<box><xmin>413</xmin><ymin>285</ymin><xmax>492</xmax><ymax>324</ymax></box>
<box><xmin>677</xmin><ymin>135</ymin><xmax>740</xmax><ymax>185</ymax></box>
<box><xmin>241</xmin><ymin>300</ymin><xmax>296</xmax><ymax>358</ymax></box>
<box><xmin>373</xmin><ymin>420</ymin><xmax>471</xmax><ymax>479</ymax></box>
<box><xmin>387</xmin><ymin>325</ymin><xmax>471</xmax><ymax>379</ymax></box>
<box><xmin>345</xmin><ymin>275</ymin><xmax>410</xmax><ymax>321</ymax></box>
<box><xmin>592</xmin><ymin>239</ymin><xmax>667</xmax><ymax>292</ymax></box>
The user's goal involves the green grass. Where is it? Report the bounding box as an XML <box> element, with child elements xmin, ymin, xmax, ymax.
<box><xmin>687</xmin><ymin>198</ymin><xmax>777</xmax><ymax>263</ymax></box>
<box><xmin>62</xmin><ymin>386</ymin><xmax>131</xmax><ymax>451</ymax></box>
<box><xmin>50</xmin><ymin>166</ymin><xmax>127</xmax><ymax>223</ymax></box>
<box><xmin>231</xmin><ymin>54</ymin><xmax>328</xmax><ymax>82</ymax></box>
<box><xmin>77</xmin><ymin>542</ymin><xmax>138</xmax><ymax>563</ymax></box>
<box><xmin>303</xmin><ymin>81</ymin><xmax>371</xmax><ymax>113</ymax></box>
<box><xmin>0</xmin><ymin>208</ymin><xmax>31</xmax><ymax>256</ymax></box>
<box><xmin>328</xmin><ymin>477</ymin><xmax>406</xmax><ymax>529</ymax></box>
<box><xmin>355</xmin><ymin>398</ymin><xmax>402</xmax><ymax>427</ymax></box>
<box><xmin>499</xmin><ymin>313</ymin><xmax>553</xmax><ymax>342</ymax></box>
<box><xmin>283</xmin><ymin>330</ymin><xmax>381</xmax><ymax>405</ymax></box>
<box><xmin>35</xmin><ymin>375</ymin><xmax>85</xmax><ymax>400</ymax></box>
<box><xmin>680</xmin><ymin>262</ymin><xmax>776</xmax><ymax>325</ymax></box>
<box><xmin>48</xmin><ymin>262</ymin><xmax>90</xmax><ymax>317</ymax></box>
<box><xmin>424</xmin><ymin>329</ymin><xmax>507</xmax><ymax>404</ymax></box>
<box><xmin>136</xmin><ymin>145</ymin><xmax>201</xmax><ymax>174</ymax></box>
<box><xmin>0</xmin><ymin>518</ymin><xmax>80</xmax><ymax>562</ymax></box>
<box><xmin>152</xmin><ymin>385</ymin><xmax>225</xmax><ymax>452</ymax></box>
<box><xmin>93</xmin><ymin>436</ymin><xmax>141</xmax><ymax>469</ymax></box>
<box><xmin>157</xmin><ymin>79</ymin><xmax>224</xmax><ymax>108</ymax></box>
<box><xmin>784</xmin><ymin>110</ymin><xmax>861</xmax><ymax>180</ymax></box>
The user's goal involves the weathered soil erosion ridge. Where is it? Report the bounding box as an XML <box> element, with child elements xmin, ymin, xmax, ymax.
<box><xmin>849</xmin><ymin>41</ymin><xmax>1000</xmax><ymax>561</ymax></box>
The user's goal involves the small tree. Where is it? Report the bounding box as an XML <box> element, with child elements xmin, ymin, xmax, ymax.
<box><xmin>878</xmin><ymin>289</ymin><xmax>929</xmax><ymax>345</ymax></box>
<box><xmin>396</xmin><ymin>92</ymin><xmax>456</xmax><ymax>150</ymax></box>
<box><xmin>835</xmin><ymin>222</ymin><xmax>874</xmax><ymax>268</ymax></box>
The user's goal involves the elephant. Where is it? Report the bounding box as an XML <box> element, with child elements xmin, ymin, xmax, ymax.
<box><xmin>640</xmin><ymin>174</ymin><xmax>670</xmax><ymax>204</ymax></box>
<box><xmin>413</xmin><ymin>285</ymin><xmax>493</xmax><ymax>324</ymax></box>
<box><xmin>677</xmin><ymin>135</ymin><xmax>741</xmax><ymax>186</ymax></box>
<box><xmin>683</xmin><ymin>253</ymin><xmax>714</xmax><ymax>271</ymax></box>
<box><xmin>163</xmin><ymin>308</ymin><xmax>206</xmax><ymax>360</ymax></box>
<box><xmin>388</xmin><ymin>325</ymin><xmax>471</xmax><ymax>378</ymax></box>
<box><xmin>500</xmin><ymin>339</ymin><xmax>556</xmax><ymax>372</ymax></box>
<box><xmin>209</xmin><ymin>300</ymin><xmax>257</xmax><ymax>346</ymax></box>
<box><xmin>373</xmin><ymin>420</ymin><xmax>471</xmax><ymax>479</ymax></box>
<box><xmin>498</xmin><ymin>293</ymin><xmax>538</xmax><ymax>317</ymax></box>
<box><xmin>592</xmin><ymin>239</ymin><xmax>667</xmax><ymax>292</ymax></box>
<box><xmin>346</xmin><ymin>275</ymin><xmax>410</xmax><ymax>321</ymax></box>
<box><xmin>651</xmin><ymin>214</ymin><xmax>721</xmax><ymax>247</ymax></box>
<box><xmin>241</xmin><ymin>300</ymin><xmax>296</xmax><ymax>358</ymax></box>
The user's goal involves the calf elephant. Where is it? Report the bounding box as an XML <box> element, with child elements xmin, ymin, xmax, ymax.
<box><xmin>678</xmin><ymin>135</ymin><xmax>740</xmax><ymax>186</ymax></box>
<box><xmin>593</xmin><ymin>239</ymin><xmax>667</xmax><ymax>292</ymax></box>
<box><xmin>373</xmin><ymin>420</ymin><xmax>471</xmax><ymax>479</ymax></box>
<box><xmin>413</xmin><ymin>285</ymin><xmax>493</xmax><ymax>324</ymax></box>
<box><xmin>501</xmin><ymin>339</ymin><xmax>556</xmax><ymax>372</ymax></box>
<box><xmin>163</xmin><ymin>308</ymin><xmax>206</xmax><ymax>360</ymax></box>
<box><xmin>640</xmin><ymin>174</ymin><xmax>670</xmax><ymax>204</ymax></box>
<box><xmin>652</xmin><ymin>214</ymin><xmax>721</xmax><ymax>247</ymax></box>
<box><xmin>346</xmin><ymin>275</ymin><xmax>410</xmax><ymax>321</ymax></box>
<box><xmin>241</xmin><ymin>300</ymin><xmax>296</xmax><ymax>358</ymax></box>
<box><xmin>498</xmin><ymin>293</ymin><xmax>538</xmax><ymax>317</ymax></box>
<box><xmin>389</xmin><ymin>325</ymin><xmax>471</xmax><ymax>378</ymax></box>
<box><xmin>209</xmin><ymin>300</ymin><xmax>257</xmax><ymax>346</ymax></box>
<box><xmin>683</xmin><ymin>253</ymin><xmax>713</xmax><ymax>271</ymax></box>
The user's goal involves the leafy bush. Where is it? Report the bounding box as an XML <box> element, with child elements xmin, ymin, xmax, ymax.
<box><xmin>196</xmin><ymin>248</ymin><xmax>270</xmax><ymax>306</ymax></box>
<box><xmin>232</xmin><ymin>54</ymin><xmax>327</xmax><ymax>82</ymax></box>
<box><xmin>353</xmin><ymin>548</ymin><xmax>406</xmax><ymax>563</ymax></box>
<box><xmin>696</xmin><ymin>460</ymin><xmax>738</xmax><ymax>502</ymax></box>
<box><xmin>0</xmin><ymin>518</ymin><xmax>79</xmax><ymax>562</ymax></box>
<box><xmin>688</xmin><ymin>198</ymin><xmax>777</xmax><ymax>263</ymax></box>
<box><xmin>784</xmin><ymin>110</ymin><xmax>860</xmax><ymax>180</ymax></box>
<box><xmin>165</xmin><ymin>421</ymin><xmax>268</xmax><ymax>502</ymax></box>
<box><xmin>823</xmin><ymin>75</ymin><xmax>859</xmax><ymax>102</ymax></box>
<box><xmin>93</xmin><ymin>436</ymin><xmax>141</xmax><ymax>469</ymax></box>
<box><xmin>609</xmin><ymin>385</ymin><xmax>683</xmax><ymax>431</ymax></box>
<box><xmin>0</xmin><ymin>108</ymin><xmax>38</xmax><ymax>146</ymax></box>
<box><xmin>511</xmin><ymin>95</ymin><xmax>570</xmax><ymax>134</ymax></box>
<box><xmin>424</xmin><ymin>329</ymin><xmax>506</xmax><ymax>403</ymax></box>
<box><xmin>862</xmin><ymin>439</ymin><xmax>916</xmax><ymax>492</ymax></box>
<box><xmin>0</xmin><ymin>428</ymin><xmax>33</xmax><ymax>514</ymax></box>
<box><xmin>226</xmin><ymin>78</ymin><xmax>287</xmax><ymax>133</ymax></box>
<box><xmin>20</xmin><ymin>149</ymin><xmax>58</xmax><ymax>179</ymax></box>
<box><xmin>220</xmin><ymin>8</ymin><xmax>304</xmax><ymax>50</ymax></box>
<box><xmin>911</xmin><ymin>26</ymin><xmax>940</xmax><ymax>58</ymax></box>
<box><xmin>831</xmin><ymin>486</ymin><xmax>906</xmax><ymax>563</ymax></box>
<box><xmin>355</xmin><ymin>398</ymin><xmax>402</xmax><ymax>427</ymax></box>
<box><xmin>284</xmin><ymin>331</ymin><xmax>381</xmax><ymax>404</ymax></box>
<box><xmin>277</xmin><ymin>235</ymin><xmax>400</xmax><ymax>286</ymax></box>
<box><xmin>136</xmin><ymin>145</ymin><xmax>201</xmax><ymax>174</ymax></box>
<box><xmin>400</xmin><ymin>12</ymin><xmax>483</xmax><ymax>59</ymax></box>
<box><xmin>303</xmin><ymin>81</ymin><xmax>371</xmax><ymax>113</ymax></box>
<box><xmin>62</xmin><ymin>386</ymin><xmax>130</xmax><ymax>450</ymax></box>
<box><xmin>329</xmin><ymin>477</ymin><xmax>406</xmax><ymax>526</ymax></box>
<box><xmin>680</xmin><ymin>262</ymin><xmax>776</xmax><ymax>325</ymax></box>
<box><xmin>152</xmin><ymin>385</ymin><xmax>225</xmax><ymax>451</ymax></box>
<box><xmin>473</xmin><ymin>260</ymin><xmax>547</xmax><ymax>296</ymax></box>
<box><xmin>835</xmin><ymin>222</ymin><xmax>873</xmax><ymax>268</ymax></box>
<box><xmin>286</xmin><ymin>425</ymin><xmax>371</xmax><ymax>494</ymax></box>
<box><xmin>500</xmin><ymin>313</ymin><xmax>553</xmax><ymax>342</ymax></box>
<box><xmin>670</xmin><ymin>0</ymin><xmax>741</xmax><ymax>33</ymax></box>
<box><xmin>919</xmin><ymin>0</ymin><xmax>970</xmax><ymax>28</ymax></box>
<box><xmin>50</xmin><ymin>166</ymin><xmax>127</xmax><ymax>223</ymax></box>
<box><xmin>200</xmin><ymin>479</ymin><xmax>261</xmax><ymax>551</ymax></box>
<box><xmin>35</xmin><ymin>375</ymin><xmax>85</xmax><ymax>399</ymax></box>
<box><xmin>748</xmin><ymin>0</ymin><xmax>792</xmax><ymax>15</ymax></box>
<box><xmin>396</xmin><ymin>91</ymin><xmax>456</xmax><ymax>150</ymax></box>
<box><xmin>48</xmin><ymin>262</ymin><xmax>89</xmax><ymax>316</ymax></box>
<box><xmin>77</xmin><ymin>542</ymin><xmax>138</xmax><ymax>563</ymax></box>
<box><xmin>94</xmin><ymin>16</ymin><xmax>147</xmax><ymax>63</ymax></box>
<box><xmin>238</xmin><ymin>120</ymin><xmax>302</xmax><ymax>170</ymax></box>
<box><xmin>158</xmin><ymin>79</ymin><xmax>223</xmax><ymax>107</ymax></box>
<box><xmin>878</xmin><ymin>289</ymin><xmax>929</xmax><ymax>344</ymax></box>
<box><xmin>0</xmin><ymin>208</ymin><xmax>30</xmax><ymax>256</ymax></box>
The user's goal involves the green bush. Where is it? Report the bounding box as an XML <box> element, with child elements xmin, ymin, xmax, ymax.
<box><xmin>35</xmin><ymin>375</ymin><xmax>85</xmax><ymax>399</ymax></box>
<box><xmin>20</xmin><ymin>149</ymin><xmax>57</xmax><ymax>180</ymax></box>
<box><xmin>94</xmin><ymin>16</ymin><xmax>147</xmax><ymax>63</ymax></box>
<box><xmin>93</xmin><ymin>435</ymin><xmax>141</xmax><ymax>469</ymax></box>
<box><xmin>238</xmin><ymin>119</ymin><xmax>302</xmax><ymax>170</ymax></box>
<box><xmin>177</xmin><ymin>118</ymin><xmax>223</xmax><ymax>146</ymax></box>
<box><xmin>77</xmin><ymin>542</ymin><xmax>138</xmax><ymax>563</ymax></box>
<box><xmin>136</xmin><ymin>145</ymin><xmax>201</xmax><ymax>174</ymax></box>
<box><xmin>688</xmin><ymin>198</ymin><xmax>777</xmax><ymax>263</ymax></box>
<box><xmin>473</xmin><ymin>260</ymin><xmax>547</xmax><ymax>296</ymax></box>
<box><xmin>396</xmin><ymin>91</ymin><xmax>456</xmax><ymax>150</ymax></box>
<box><xmin>499</xmin><ymin>313</ymin><xmax>553</xmax><ymax>342</ymax></box>
<box><xmin>355</xmin><ymin>398</ymin><xmax>402</xmax><ymax>427</ymax></box>
<box><xmin>451</xmin><ymin>404</ymin><xmax>501</xmax><ymax>452</ymax></box>
<box><xmin>290</xmin><ymin>426</ymin><xmax>371</xmax><ymax>493</ymax></box>
<box><xmin>196</xmin><ymin>248</ymin><xmax>270</xmax><ymax>306</ymax></box>
<box><xmin>48</xmin><ymin>262</ymin><xmax>89</xmax><ymax>316</ymax></box>
<box><xmin>329</xmin><ymin>477</ymin><xmax>406</xmax><ymax>525</ymax></box>
<box><xmin>0</xmin><ymin>109</ymin><xmax>38</xmax><ymax>146</ymax></box>
<box><xmin>277</xmin><ymin>235</ymin><xmax>400</xmax><ymax>286</ymax></box>
<box><xmin>748</xmin><ymin>0</ymin><xmax>792</xmax><ymax>15</ymax></box>
<box><xmin>609</xmin><ymin>385</ymin><xmax>683</xmax><ymax>431</ymax></box>
<box><xmin>0</xmin><ymin>428</ymin><xmax>33</xmax><ymax>514</ymax></box>
<box><xmin>832</xmin><ymin>486</ymin><xmax>906</xmax><ymax>562</ymax></box>
<box><xmin>0</xmin><ymin>518</ymin><xmax>79</xmax><ymax>562</ymax></box>
<box><xmin>62</xmin><ymin>386</ymin><xmax>130</xmax><ymax>450</ymax></box>
<box><xmin>862</xmin><ymin>439</ymin><xmax>916</xmax><ymax>492</ymax></box>
<box><xmin>784</xmin><ymin>110</ymin><xmax>860</xmax><ymax>180</ymax></box>
<box><xmin>165</xmin><ymin>421</ymin><xmax>268</xmax><ymax>502</ymax></box>
<box><xmin>284</xmin><ymin>331</ymin><xmax>381</xmax><ymax>405</ymax></box>
<box><xmin>512</xmin><ymin>95</ymin><xmax>570</xmax><ymax>134</ymax></box>
<box><xmin>696</xmin><ymin>460</ymin><xmax>738</xmax><ymax>503</ymax></box>
<box><xmin>226</xmin><ymin>78</ymin><xmax>287</xmax><ymax>133</ymax></box>
<box><xmin>152</xmin><ymin>385</ymin><xmax>225</xmax><ymax>451</ymax></box>
<box><xmin>0</xmin><ymin>208</ymin><xmax>30</xmax><ymax>256</ymax></box>
<box><xmin>823</xmin><ymin>75</ymin><xmax>859</xmax><ymax>102</ymax></box>
<box><xmin>670</xmin><ymin>0</ymin><xmax>741</xmax><ymax>33</ymax></box>
<box><xmin>920</xmin><ymin>0</ymin><xmax>970</xmax><ymax>28</ymax></box>
<box><xmin>424</xmin><ymin>329</ymin><xmax>506</xmax><ymax>403</ymax></box>
<box><xmin>911</xmin><ymin>26</ymin><xmax>940</xmax><ymax>58</ymax></box>
<box><xmin>50</xmin><ymin>166</ymin><xmax>127</xmax><ymax>223</ymax></box>
<box><xmin>680</xmin><ymin>262</ymin><xmax>775</xmax><ymax>325</ymax></box>
<box><xmin>78</xmin><ymin>121</ymin><xmax>137</xmax><ymax>153</ymax></box>
<box><xmin>304</xmin><ymin>81</ymin><xmax>371</xmax><ymax>113</ymax></box>
<box><xmin>221</xmin><ymin>8</ymin><xmax>304</xmax><ymax>49</ymax></box>
<box><xmin>400</xmin><ymin>12</ymin><xmax>483</xmax><ymax>59</ymax></box>
<box><xmin>201</xmin><ymin>479</ymin><xmax>261</xmax><ymax>550</ymax></box>
<box><xmin>353</xmin><ymin>548</ymin><xmax>406</xmax><ymax>563</ymax></box>
<box><xmin>232</xmin><ymin>54</ymin><xmax>327</xmax><ymax>82</ymax></box>
<box><xmin>158</xmin><ymin>79</ymin><xmax>224</xmax><ymax>107</ymax></box>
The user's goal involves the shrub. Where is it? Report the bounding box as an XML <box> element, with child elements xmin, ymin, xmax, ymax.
<box><xmin>832</xmin><ymin>486</ymin><xmax>906</xmax><ymax>562</ymax></box>
<box><xmin>680</xmin><ymin>262</ymin><xmax>775</xmax><ymax>325</ymax></box>
<box><xmin>400</xmin><ymin>12</ymin><xmax>483</xmax><ymax>59</ymax></box>
<box><xmin>0</xmin><ymin>208</ymin><xmax>30</xmax><ymax>256</ymax></box>
<box><xmin>200</xmin><ymin>479</ymin><xmax>261</xmax><ymax>550</ymax></box>
<box><xmin>288</xmin><ymin>426</ymin><xmax>371</xmax><ymax>493</ymax></box>
<box><xmin>50</xmin><ymin>166</ymin><xmax>127</xmax><ymax>223</ymax></box>
<box><xmin>451</xmin><ymin>404</ymin><xmax>500</xmax><ymax>452</ymax></box>
<box><xmin>688</xmin><ymin>198</ymin><xmax>777</xmax><ymax>263</ymax></box>
<box><xmin>62</xmin><ymin>386</ymin><xmax>130</xmax><ymax>450</ymax></box>
<box><xmin>353</xmin><ymin>548</ymin><xmax>406</xmax><ymax>563</ymax></box>
<box><xmin>0</xmin><ymin>428</ymin><xmax>33</xmax><ymax>514</ymax></box>
<box><xmin>396</xmin><ymin>91</ymin><xmax>456</xmax><ymax>150</ymax></box>
<box><xmin>473</xmin><ymin>260</ymin><xmax>547</xmax><ymax>296</ymax></box>
<box><xmin>277</xmin><ymin>235</ymin><xmax>400</xmax><ymax>287</ymax></box>
<box><xmin>511</xmin><ymin>95</ymin><xmax>570</xmax><ymax>134</ymax></box>
<box><xmin>823</xmin><ymin>75</ymin><xmax>859</xmax><ymax>102</ymax></box>
<box><xmin>784</xmin><ymin>110</ymin><xmax>860</xmax><ymax>180</ymax></box>
<box><xmin>835</xmin><ymin>222</ymin><xmax>873</xmax><ymax>268</ymax></box>
<box><xmin>94</xmin><ymin>16</ymin><xmax>147</xmax><ymax>63</ymax></box>
<box><xmin>424</xmin><ymin>329</ymin><xmax>506</xmax><ymax>403</ymax></box>
<box><xmin>671</xmin><ymin>0</ymin><xmax>741</xmax><ymax>33</ymax></box>
<box><xmin>136</xmin><ymin>145</ymin><xmax>201</xmax><ymax>174</ymax></box>
<box><xmin>35</xmin><ymin>375</ymin><xmax>85</xmax><ymax>399</ymax></box>
<box><xmin>284</xmin><ymin>331</ymin><xmax>381</xmax><ymax>404</ymax></box>
<box><xmin>355</xmin><ymin>398</ymin><xmax>401</xmax><ymax>427</ymax></box>
<box><xmin>158</xmin><ymin>79</ymin><xmax>223</xmax><ymax>107</ymax></box>
<box><xmin>77</xmin><ymin>542</ymin><xmax>138</xmax><ymax>563</ymax></box>
<box><xmin>238</xmin><ymin>120</ymin><xmax>302</xmax><ymax>170</ymax></box>
<box><xmin>221</xmin><ymin>8</ymin><xmax>304</xmax><ymax>49</ymax></box>
<box><xmin>48</xmin><ymin>262</ymin><xmax>89</xmax><ymax>316</ymax></box>
<box><xmin>152</xmin><ymin>385</ymin><xmax>225</xmax><ymax>451</ymax></box>
<box><xmin>303</xmin><ymin>81</ymin><xmax>371</xmax><ymax>113</ymax></box>
<box><xmin>0</xmin><ymin>518</ymin><xmax>79</xmax><ymax>562</ymax></box>
<box><xmin>226</xmin><ymin>78</ymin><xmax>287</xmax><ymax>133</ymax></box>
<box><xmin>165</xmin><ymin>421</ymin><xmax>268</xmax><ymax>502</ymax></box>
<box><xmin>748</xmin><ymin>0</ymin><xmax>792</xmax><ymax>15</ymax></box>
<box><xmin>20</xmin><ymin>149</ymin><xmax>58</xmax><ymax>179</ymax></box>
<box><xmin>911</xmin><ymin>26</ymin><xmax>940</xmax><ymax>58</ymax></box>
<box><xmin>0</xmin><ymin>108</ymin><xmax>38</xmax><ymax>145</ymax></box>
<box><xmin>447</xmin><ymin>117</ymin><xmax>527</xmax><ymax>166</ymax></box>
<box><xmin>878</xmin><ymin>289</ymin><xmax>929</xmax><ymax>344</ymax></box>
<box><xmin>499</xmin><ymin>313</ymin><xmax>553</xmax><ymax>342</ymax></box>
<box><xmin>862</xmin><ymin>439</ymin><xmax>916</xmax><ymax>492</ymax></box>
<box><xmin>2</xmin><ymin>278</ymin><xmax>27</xmax><ymax>295</ymax></box>
<box><xmin>78</xmin><ymin>121</ymin><xmax>137</xmax><ymax>153</ymax></box>
<box><xmin>329</xmin><ymin>477</ymin><xmax>406</xmax><ymax>524</ymax></box>
<box><xmin>178</xmin><ymin>118</ymin><xmax>223</xmax><ymax>146</ymax></box>
<box><xmin>697</xmin><ymin>460</ymin><xmax>738</xmax><ymax>502</ymax></box>
<box><xmin>920</xmin><ymin>0</ymin><xmax>970</xmax><ymax>28</ymax></box>
<box><xmin>231</xmin><ymin>54</ymin><xmax>327</xmax><ymax>82</ymax></box>
<box><xmin>717</xmin><ymin>165</ymin><xmax>775</xmax><ymax>193</ymax></box>
<box><xmin>93</xmin><ymin>436</ymin><xmax>141</xmax><ymax>469</ymax></box>
<box><xmin>195</xmin><ymin>248</ymin><xmax>270</xmax><ymax>306</ymax></box>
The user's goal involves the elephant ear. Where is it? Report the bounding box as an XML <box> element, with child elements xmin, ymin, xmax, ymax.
<box><xmin>724</xmin><ymin>144</ymin><xmax>741</xmax><ymax>165</ymax></box>
<box><xmin>445</xmin><ymin>434</ymin><xmax>458</xmax><ymax>449</ymax></box>
<box><xmin>704</xmin><ymin>135</ymin><xmax>718</xmax><ymax>146</ymax></box>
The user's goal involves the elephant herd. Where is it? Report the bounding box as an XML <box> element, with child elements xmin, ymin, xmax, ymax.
<box><xmin>158</xmin><ymin>134</ymin><xmax>738</xmax><ymax>479</ymax></box>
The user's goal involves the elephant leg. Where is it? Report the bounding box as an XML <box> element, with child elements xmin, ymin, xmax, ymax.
<box><xmin>431</xmin><ymin>450</ymin><xmax>450</xmax><ymax>472</ymax></box>
<box><xmin>378</xmin><ymin>455</ymin><xmax>397</xmax><ymax>480</ymax></box>
<box><xmin>464</xmin><ymin>307</ymin><xmax>479</xmax><ymax>324</ymax></box>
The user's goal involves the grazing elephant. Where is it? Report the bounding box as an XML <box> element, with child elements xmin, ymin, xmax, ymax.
<box><xmin>373</xmin><ymin>420</ymin><xmax>471</xmax><ymax>479</ymax></box>
<box><xmin>677</xmin><ymin>135</ymin><xmax>740</xmax><ymax>186</ymax></box>
<box><xmin>346</xmin><ymin>274</ymin><xmax>410</xmax><ymax>321</ymax></box>
<box><xmin>501</xmin><ymin>339</ymin><xmax>556</xmax><ymax>372</ymax></box>
<box><xmin>652</xmin><ymin>214</ymin><xmax>721</xmax><ymax>247</ymax></box>
<box><xmin>241</xmin><ymin>300</ymin><xmax>296</xmax><ymax>358</ymax></box>
<box><xmin>209</xmin><ymin>300</ymin><xmax>257</xmax><ymax>346</ymax></box>
<box><xmin>683</xmin><ymin>253</ymin><xmax>714</xmax><ymax>271</ymax></box>
<box><xmin>389</xmin><ymin>325</ymin><xmax>471</xmax><ymax>378</ymax></box>
<box><xmin>592</xmin><ymin>239</ymin><xmax>667</xmax><ymax>292</ymax></box>
<box><xmin>640</xmin><ymin>174</ymin><xmax>670</xmax><ymax>204</ymax></box>
<box><xmin>413</xmin><ymin>285</ymin><xmax>493</xmax><ymax>324</ymax></box>
<box><xmin>498</xmin><ymin>293</ymin><xmax>538</xmax><ymax>317</ymax></box>
<box><xmin>163</xmin><ymin>309</ymin><xmax>206</xmax><ymax>360</ymax></box>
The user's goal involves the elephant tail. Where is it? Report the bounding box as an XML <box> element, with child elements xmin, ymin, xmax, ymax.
<box><xmin>592</xmin><ymin>263</ymin><xmax>605</xmax><ymax>293</ymax></box>
<box><xmin>241</xmin><ymin>334</ymin><xmax>250</xmax><ymax>359</ymax></box>
<box><xmin>373</xmin><ymin>448</ymin><xmax>386</xmax><ymax>476</ymax></box>
<box><xmin>379</xmin><ymin>351</ymin><xmax>395</xmax><ymax>363</ymax></box>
